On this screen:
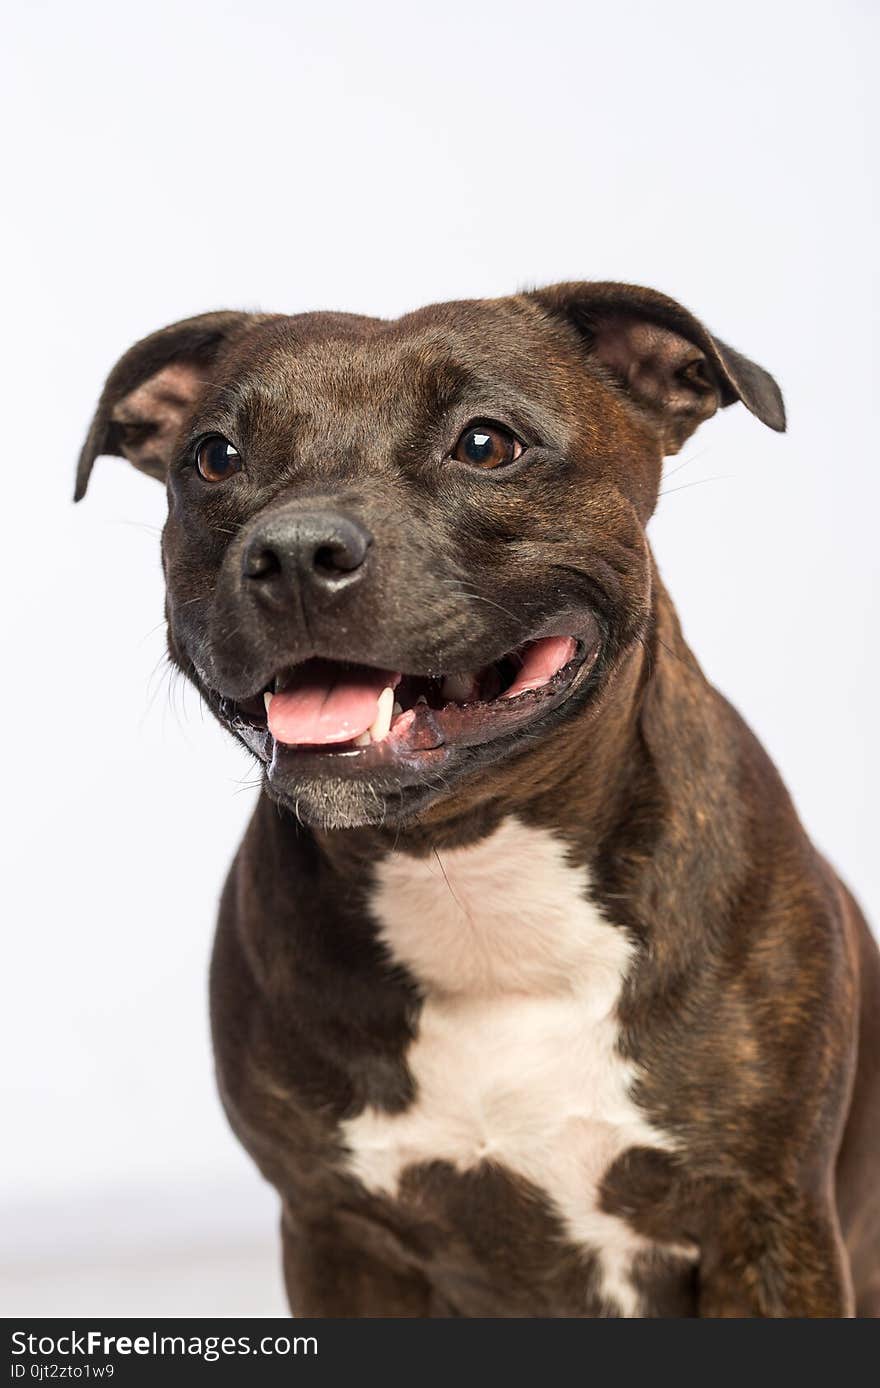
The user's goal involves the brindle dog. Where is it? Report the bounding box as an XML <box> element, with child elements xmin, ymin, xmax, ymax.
<box><xmin>77</xmin><ymin>283</ymin><xmax>879</xmax><ymax>1317</ymax></box>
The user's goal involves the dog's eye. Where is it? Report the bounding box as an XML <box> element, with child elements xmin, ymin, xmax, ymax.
<box><xmin>195</xmin><ymin>435</ymin><xmax>242</xmax><ymax>483</ymax></box>
<box><xmin>451</xmin><ymin>423</ymin><xmax>523</xmax><ymax>470</ymax></box>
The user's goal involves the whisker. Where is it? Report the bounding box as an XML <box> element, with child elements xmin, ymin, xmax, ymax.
<box><xmin>658</xmin><ymin>474</ymin><xmax>732</xmax><ymax>499</ymax></box>
<box><xmin>138</xmin><ymin>618</ymin><xmax>168</xmax><ymax>646</ymax></box>
<box><xmin>176</xmin><ymin>593</ymin><xmax>214</xmax><ymax>608</ymax></box>
<box><xmin>660</xmin><ymin>445</ymin><xmax>712</xmax><ymax>482</ymax></box>
<box><xmin>435</xmin><ymin>579</ymin><xmax>523</xmax><ymax>625</ymax></box>
<box><xmin>115</xmin><ymin>520</ymin><xmax>163</xmax><ymax>537</ymax></box>
<box><xmin>432</xmin><ymin>847</ymin><xmax>467</xmax><ymax>916</ymax></box>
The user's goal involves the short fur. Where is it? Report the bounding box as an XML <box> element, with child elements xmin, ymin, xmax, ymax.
<box><xmin>77</xmin><ymin>282</ymin><xmax>879</xmax><ymax>1317</ymax></box>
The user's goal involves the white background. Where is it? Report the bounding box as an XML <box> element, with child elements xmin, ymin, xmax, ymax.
<box><xmin>3</xmin><ymin>0</ymin><xmax>877</xmax><ymax>1315</ymax></box>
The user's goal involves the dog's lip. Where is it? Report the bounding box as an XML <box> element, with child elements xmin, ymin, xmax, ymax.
<box><xmin>214</xmin><ymin>628</ymin><xmax>602</xmax><ymax>774</ymax></box>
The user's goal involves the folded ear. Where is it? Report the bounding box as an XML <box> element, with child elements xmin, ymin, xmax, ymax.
<box><xmin>75</xmin><ymin>310</ymin><xmax>264</xmax><ymax>500</ymax></box>
<box><xmin>529</xmin><ymin>281</ymin><xmax>785</xmax><ymax>454</ymax></box>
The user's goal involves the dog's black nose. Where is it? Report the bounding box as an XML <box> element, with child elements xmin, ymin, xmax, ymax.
<box><xmin>243</xmin><ymin>510</ymin><xmax>372</xmax><ymax>597</ymax></box>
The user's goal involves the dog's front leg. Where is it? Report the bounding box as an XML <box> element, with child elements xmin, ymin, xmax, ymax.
<box><xmin>697</xmin><ymin>1185</ymin><xmax>854</xmax><ymax>1318</ymax></box>
<box><xmin>280</xmin><ymin>1206</ymin><xmax>446</xmax><ymax>1318</ymax></box>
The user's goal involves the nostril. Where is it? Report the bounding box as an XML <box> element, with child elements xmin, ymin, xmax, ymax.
<box><xmin>313</xmin><ymin>541</ymin><xmax>360</xmax><ymax>576</ymax></box>
<box><xmin>313</xmin><ymin>543</ymin><xmax>339</xmax><ymax>575</ymax></box>
<box><xmin>244</xmin><ymin>545</ymin><xmax>282</xmax><ymax>581</ymax></box>
<box><xmin>312</xmin><ymin>527</ymin><xmax>370</xmax><ymax>578</ymax></box>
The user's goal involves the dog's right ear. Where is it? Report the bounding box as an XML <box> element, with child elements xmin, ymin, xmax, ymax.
<box><xmin>74</xmin><ymin>310</ymin><xmax>264</xmax><ymax>501</ymax></box>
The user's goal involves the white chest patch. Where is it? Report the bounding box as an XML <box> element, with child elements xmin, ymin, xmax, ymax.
<box><xmin>341</xmin><ymin>818</ymin><xmax>689</xmax><ymax>1316</ymax></box>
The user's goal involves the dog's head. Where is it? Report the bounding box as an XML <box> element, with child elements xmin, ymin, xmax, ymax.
<box><xmin>77</xmin><ymin>284</ymin><xmax>784</xmax><ymax>828</ymax></box>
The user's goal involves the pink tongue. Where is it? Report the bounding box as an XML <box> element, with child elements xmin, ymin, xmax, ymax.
<box><xmin>267</xmin><ymin>662</ymin><xmax>398</xmax><ymax>745</ymax></box>
<box><xmin>503</xmin><ymin>636</ymin><xmax>577</xmax><ymax>698</ymax></box>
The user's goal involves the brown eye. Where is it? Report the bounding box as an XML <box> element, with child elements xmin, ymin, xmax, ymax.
<box><xmin>195</xmin><ymin>435</ymin><xmax>242</xmax><ymax>483</ymax></box>
<box><xmin>451</xmin><ymin>422</ymin><xmax>523</xmax><ymax>470</ymax></box>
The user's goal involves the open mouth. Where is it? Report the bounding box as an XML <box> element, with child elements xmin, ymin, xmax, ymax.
<box><xmin>219</xmin><ymin>632</ymin><xmax>599</xmax><ymax>768</ymax></box>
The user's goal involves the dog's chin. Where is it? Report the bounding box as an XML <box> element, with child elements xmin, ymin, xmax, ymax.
<box><xmin>262</xmin><ymin>771</ymin><xmax>462</xmax><ymax>829</ymax></box>
<box><xmin>267</xmin><ymin>775</ymin><xmax>400</xmax><ymax>830</ymax></box>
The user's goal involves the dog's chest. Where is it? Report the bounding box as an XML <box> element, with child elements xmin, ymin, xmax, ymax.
<box><xmin>341</xmin><ymin>818</ymin><xmax>683</xmax><ymax>1316</ymax></box>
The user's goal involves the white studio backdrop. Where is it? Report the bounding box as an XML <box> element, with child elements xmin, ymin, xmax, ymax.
<box><xmin>2</xmin><ymin>0</ymin><xmax>877</xmax><ymax>1314</ymax></box>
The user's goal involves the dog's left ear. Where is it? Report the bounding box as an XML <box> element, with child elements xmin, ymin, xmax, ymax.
<box><xmin>74</xmin><ymin>310</ymin><xmax>266</xmax><ymax>501</ymax></box>
<box><xmin>529</xmin><ymin>282</ymin><xmax>785</xmax><ymax>453</ymax></box>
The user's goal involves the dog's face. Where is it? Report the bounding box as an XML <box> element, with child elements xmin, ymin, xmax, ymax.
<box><xmin>77</xmin><ymin>284</ymin><xmax>783</xmax><ymax>828</ymax></box>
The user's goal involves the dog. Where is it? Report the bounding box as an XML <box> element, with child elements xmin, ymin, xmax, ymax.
<box><xmin>76</xmin><ymin>282</ymin><xmax>880</xmax><ymax>1317</ymax></box>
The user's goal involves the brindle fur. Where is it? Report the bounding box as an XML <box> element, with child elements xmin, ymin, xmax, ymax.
<box><xmin>77</xmin><ymin>284</ymin><xmax>880</xmax><ymax>1316</ymax></box>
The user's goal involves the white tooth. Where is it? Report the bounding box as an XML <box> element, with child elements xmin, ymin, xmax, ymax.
<box><xmin>415</xmin><ymin>694</ymin><xmax>428</xmax><ymax>706</ymax></box>
<box><xmin>392</xmin><ymin>701</ymin><xmax>403</xmax><ymax>718</ymax></box>
<box><xmin>441</xmin><ymin>672</ymin><xmax>477</xmax><ymax>703</ymax></box>
<box><xmin>369</xmin><ymin>686</ymin><xmax>395</xmax><ymax>742</ymax></box>
<box><xmin>353</xmin><ymin>730</ymin><xmax>372</xmax><ymax>747</ymax></box>
<box><xmin>263</xmin><ymin>691</ymin><xmax>274</xmax><ymax>714</ymax></box>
